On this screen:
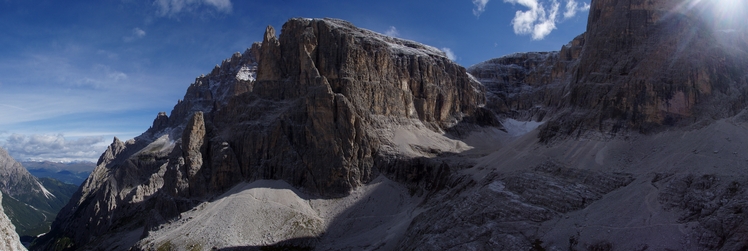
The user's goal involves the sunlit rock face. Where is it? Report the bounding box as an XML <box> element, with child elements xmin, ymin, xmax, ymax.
<box><xmin>36</xmin><ymin>17</ymin><xmax>488</xmax><ymax>250</ymax></box>
<box><xmin>32</xmin><ymin>1</ymin><xmax>748</xmax><ymax>250</ymax></box>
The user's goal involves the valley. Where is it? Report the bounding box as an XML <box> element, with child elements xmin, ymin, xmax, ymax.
<box><xmin>1</xmin><ymin>0</ymin><xmax>747</xmax><ymax>250</ymax></box>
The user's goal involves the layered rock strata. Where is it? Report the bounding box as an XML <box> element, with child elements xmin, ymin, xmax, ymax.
<box><xmin>471</xmin><ymin>0</ymin><xmax>748</xmax><ymax>139</ymax></box>
<box><xmin>38</xmin><ymin>18</ymin><xmax>487</xmax><ymax>250</ymax></box>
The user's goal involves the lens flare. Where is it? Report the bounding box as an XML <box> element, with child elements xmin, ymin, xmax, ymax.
<box><xmin>679</xmin><ymin>0</ymin><xmax>748</xmax><ymax>31</ymax></box>
<box><xmin>710</xmin><ymin>0</ymin><xmax>747</xmax><ymax>30</ymax></box>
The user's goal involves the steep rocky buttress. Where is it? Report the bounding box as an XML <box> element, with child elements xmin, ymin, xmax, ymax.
<box><xmin>470</xmin><ymin>0</ymin><xmax>748</xmax><ymax>140</ymax></box>
<box><xmin>36</xmin><ymin>18</ymin><xmax>488</xmax><ymax>250</ymax></box>
<box><xmin>36</xmin><ymin>0</ymin><xmax>748</xmax><ymax>250</ymax></box>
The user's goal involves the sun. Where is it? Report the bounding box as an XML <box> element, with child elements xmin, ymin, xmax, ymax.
<box><xmin>710</xmin><ymin>0</ymin><xmax>747</xmax><ymax>28</ymax></box>
<box><xmin>682</xmin><ymin>0</ymin><xmax>748</xmax><ymax>31</ymax></box>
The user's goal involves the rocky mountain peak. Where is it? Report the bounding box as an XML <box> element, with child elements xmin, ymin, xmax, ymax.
<box><xmin>96</xmin><ymin>137</ymin><xmax>126</xmax><ymax>167</ymax></box>
<box><xmin>38</xmin><ymin>17</ymin><xmax>488</xmax><ymax>250</ymax></box>
<box><xmin>32</xmin><ymin>4</ymin><xmax>748</xmax><ymax>250</ymax></box>
<box><xmin>0</xmin><ymin>148</ymin><xmax>48</xmax><ymax>199</ymax></box>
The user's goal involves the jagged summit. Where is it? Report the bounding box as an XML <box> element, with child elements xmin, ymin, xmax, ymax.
<box><xmin>38</xmin><ymin>17</ymin><xmax>488</xmax><ymax>250</ymax></box>
<box><xmin>36</xmin><ymin>3</ymin><xmax>748</xmax><ymax>250</ymax></box>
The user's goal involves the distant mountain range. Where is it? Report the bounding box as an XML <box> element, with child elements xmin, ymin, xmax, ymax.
<box><xmin>21</xmin><ymin>161</ymin><xmax>94</xmax><ymax>185</ymax></box>
<box><xmin>0</xmin><ymin>148</ymin><xmax>78</xmax><ymax>243</ymax></box>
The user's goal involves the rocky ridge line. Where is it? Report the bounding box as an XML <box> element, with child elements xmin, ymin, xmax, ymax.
<box><xmin>38</xmin><ymin>17</ymin><xmax>489</xmax><ymax>250</ymax></box>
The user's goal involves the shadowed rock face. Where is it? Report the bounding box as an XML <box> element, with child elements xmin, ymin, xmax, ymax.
<box><xmin>209</xmin><ymin>18</ymin><xmax>484</xmax><ymax>196</ymax></box>
<box><xmin>471</xmin><ymin>0</ymin><xmax>748</xmax><ymax>139</ymax></box>
<box><xmin>37</xmin><ymin>18</ymin><xmax>487</xmax><ymax>250</ymax></box>
<box><xmin>564</xmin><ymin>0</ymin><xmax>748</xmax><ymax>133</ymax></box>
<box><xmin>468</xmin><ymin>34</ymin><xmax>585</xmax><ymax>122</ymax></box>
<box><xmin>37</xmin><ymin>1</ymin><xmax>748</xmax><ymax>250</ymax></box>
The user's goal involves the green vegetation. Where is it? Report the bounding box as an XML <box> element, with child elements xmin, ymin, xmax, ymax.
<box><xmin>2</xmin><ymin>194</ymin><xmax>51</xmax><ymax>237</ymax></box>
<box><xmin>157</xmin><ymin>241</ymin><xmax>175</xmax><ymax>251</ymax></box>
<box><xmin>188</xmin><ymin>242</ymin><xmax>204</xmax><ymax>251</ymax></box>
<box><xmin>52</xmin><ymin>236</ymin><xmax>75</xmax><ymax>251</ymax></box>
<box><xmin>1</xmin><ymin>177</ymin><xmax>78</xmax><ymax>238</ymax></box>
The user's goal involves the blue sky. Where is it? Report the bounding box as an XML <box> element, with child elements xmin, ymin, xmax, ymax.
<box><xmin>0</xmin><ymin>0</ymin><xmax>590</xmax><ymax>162</ymax></box>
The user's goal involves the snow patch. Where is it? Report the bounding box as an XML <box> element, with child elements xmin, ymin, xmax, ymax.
<box><xmin>236</xmin><ymin>65</ymin><xmax>256</xmax><ymax>82</ymax></box>
<box><xmin>488</xmin><ymin>181</ymin><xmax>506</xmax><ymax>192</ymax></box>
<box><xmin>503</xmin><ymin>118</ymin><xmax>543</xmax><ymax>137</ymax></box>
<box><xmin>386</xmin><ymin>42</ymin><xmax>441</xmax><ymax>58</ymax></box>
<box><xmin>36</xmin><ymin>181</ymin><xmax>55</xmax><ymax>199</ymax></box>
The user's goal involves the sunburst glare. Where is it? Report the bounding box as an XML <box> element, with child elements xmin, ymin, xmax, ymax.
<box><xmin>678</xmin><ymin>0</ymin><xmax>748</xmax><ymax>31</ymax></box>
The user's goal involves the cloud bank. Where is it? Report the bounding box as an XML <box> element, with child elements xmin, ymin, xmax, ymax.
<box><xmin>479</xmin><ymin>0</ymin><xmax>590</xmax><ymax>40</ymax></box>
<box><xmin>3</xmin><ymin>134</ymin><xmax>106</xmax><ymax>162</ymax></box>
<box><xmin>154</xmin><ymin>0</ymin><xmax>233</xmax><ymax>16</ymax></box>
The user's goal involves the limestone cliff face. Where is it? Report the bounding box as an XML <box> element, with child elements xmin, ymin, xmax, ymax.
<box><xmin>209</xmin><ymin>18</ymin><xmax>484</xmax><ymax>196</ymax></box>
<box><xmin>471</xmin><ymin>0</ymin><xmax>748</xmax><ymax>139</ymax></box>
<box><xmin>38</xmin><ymin>18</ymin><xmax>486</xmax><ymax>250</ymax></box>
<box><xmin>0</xmin><ymin>193</ymin><xmax>26</xmax><ymax>251</ymax></box>
<box><xmin>468</xmin><ymin>34</ymin><xmax>585</xmax><ymax>121</ymax></box>
<box><xmin>564</xmin><ymin>0</ymin><xmax>747</xmax><ymax>132</ymax></box>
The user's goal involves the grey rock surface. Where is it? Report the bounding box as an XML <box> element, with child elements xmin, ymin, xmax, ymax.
<box><xmin>0</xmin><ymin>147</ymin><xmax>75</xmax><ymax>238</ymax></box>
<box><xmin>37</xmin><ymin>17</ymin><xmax>487</xmax><ymax>250</ymax></box>
<box><xmin>0</xmin><ymin>192</ymin><xmax>26</xmax><ymax>251</ymax></box>
<box><xmin>34</xmin><ymin>0</ymin><xmax>748</xmax><ymax>250</ymax></box>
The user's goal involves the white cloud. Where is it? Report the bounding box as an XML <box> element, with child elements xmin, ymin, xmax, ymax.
<box><xmin>441</xmin><ymin>47</ymin><xmax>457</xmax><ymax>61</ymax></box>
<box><xmin>0</xmin><ymin>49</ymin><xmax>175</xmax><ymax>130</ymax></box>
<box><xmin>0</xmin><ymin>104</ymin><xmax>28</xmax><ymax>112</ymax></box>
<box><xmin>473</xmin><ymin>0</ymin><xmax>490</xmax><ymax>17</ymax></box>
<box><xmin>123</xmin><ymin>27</ymin><xmax>146</xmax><ymax>42</ymax></box>
<box><xmin>563</xmin><ymin>0</ymin><xmax>590</xmax><ymax>19</ymax></box>
<box><xmin>385</xmin><ymin>26</ymin><xmax>400</xmax><ymax>37</ymax></box>
<box><xmin>133</xmin><ymin>28</ymin><xmax>146</xmax><ymax>38</ymax></box>
<box><xmin>502</xmin><ymin>0</ymin><xmax>587</xmax><ymax>40</ymax></box>
<box><xmin>203</xmin><ymin>0</ymin><xmax>232</xmax><ymax>12</ymax></box>
<box><xmin>3</xmin><ymin>134</ymin><xmax>106</xmax><ymax>162</ymax></box>
<box><xmin>96</xmin><ymin>50</ymin><xmax>119</xmax><ymax>60</ymax></box>
<box><xmin>77</xmin><ymin>64</ymin><xmax>128</xmax><ymax>89</ymax></box>
<box><xmin>154</xmin><ymin>0</ymin><xmax>233</xmax><ymax>17</ymax></box>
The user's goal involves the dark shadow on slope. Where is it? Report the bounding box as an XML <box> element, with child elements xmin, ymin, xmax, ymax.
<box><xmin>216</xmin><ymin>237</ymin><xmax>316</xmax><ymax>251</ymax></box>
